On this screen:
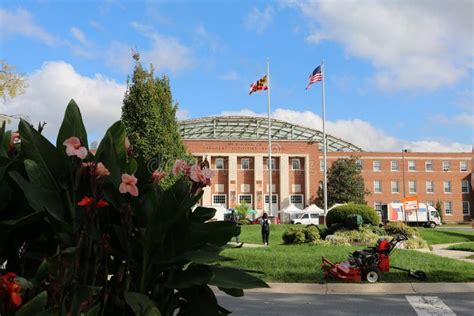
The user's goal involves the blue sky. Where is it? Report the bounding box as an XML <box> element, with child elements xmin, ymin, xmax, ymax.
<box><xmin>0</xmin><ymin>0</ymin><xmax>472</xmax><ymax>151</ymax></box>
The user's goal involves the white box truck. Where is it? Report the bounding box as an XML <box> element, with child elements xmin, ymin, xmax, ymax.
<box><xmin>381</xmin><ymin>203</ymin><xmax>442</xmax><ymax>228</ymax></box>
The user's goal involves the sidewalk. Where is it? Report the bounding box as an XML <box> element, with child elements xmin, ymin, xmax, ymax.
<box><xmin>246</xmin><ymin>282</ymin><xmax>474</xmax><ymax>295</ymax></box>
<box><xmin>414</xmin><ymin>242</ymin><xmax>474</xmax><ymax>264</ymax></box>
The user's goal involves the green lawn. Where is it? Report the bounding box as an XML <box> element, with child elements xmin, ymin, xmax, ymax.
<box><xmin>222</xmin><ymin>225</ymin><xmax>474</xmax><ymax>283</ymax></box>
<box><xmin>418</xmin><ymin>228</ymin><xmax>474</xmax><ymax>245</ymax></box>
<box><xmin>447</xmin><ymin>242</ymin><xmax>474</xmax><ymax>252</ymax></box>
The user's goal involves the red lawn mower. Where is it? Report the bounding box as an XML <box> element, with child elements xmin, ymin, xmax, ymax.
<box><xmin>321</xmin><ymin>234</ymin><xmax>427</xmax><ymax>283</ymax></box>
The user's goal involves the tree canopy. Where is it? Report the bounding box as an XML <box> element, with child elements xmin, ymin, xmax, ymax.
<box><xmin>121</xmin><ymin>53</ymin><xmax>188</xmax><ymax>169</ymax></box>
<box><xmin>316</xmin><ymin>157</ymin><xmax>368</xmax><ymax>207</ymax></box>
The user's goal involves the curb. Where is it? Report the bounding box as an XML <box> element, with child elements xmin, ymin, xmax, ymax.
<box><xmin>245</xmin><ymin>282</ymin><xmax>474</xmax><ymax>295</ymax></box>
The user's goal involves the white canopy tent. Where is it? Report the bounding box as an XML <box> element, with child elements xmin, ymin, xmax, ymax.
<box><xmin>303</xmin><ymin>204</ymin><xmax>325</xmax><ymax>214</ymax></box>
<box><xmin>279</xmin><ymin>204</ymin><xmax>303</xmax><ymax>223</ymax></box>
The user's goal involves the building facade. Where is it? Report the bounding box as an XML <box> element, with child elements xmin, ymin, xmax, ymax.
<box><xmin>180</xmin><ymin>116</ymin><xmax>473</xmax><ymax>223</ymax></box>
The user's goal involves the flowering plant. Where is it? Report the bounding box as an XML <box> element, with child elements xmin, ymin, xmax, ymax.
<box><xmin>0</xmin><ymin>100</ymin><xmax>267</xmax><ymax>315</ymax></box>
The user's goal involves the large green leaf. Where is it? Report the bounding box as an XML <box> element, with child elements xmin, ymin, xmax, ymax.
<box><xmin>124</xmin><ymin>292</ymin><xmax>161</xmax><ymax>316</ymax></box>
<box><xmin>24</xmin><ymin>159</ymin><xmax>56</xmax><ymax>191</ymax></box>
<box><xmin>0</xmin><ymin>121</ymin><xmax>8</xmax><ymax>158</ymax></box>
<box><xmin>15</xmin><ymin>290</ymin><xmax>48</xmax><ymax>316</ymax></box>
<box><xmin>96</xmin><ymin>121</ymin><xmax>127</xmax><ymax>169</ymax></box>
<box><xmin>95</xmin><ymin>131</ymin><xmax>121</xmax><ymax>187</ymax></box>
<box><xmin>18</xmin><ymin>119</ymin><xmax>64</xmax><ymax>189</ymax></box>
<box><xmin>182</xmin><ymin>244</ymin><xmax>234</xmax><ymax>264</ymax></box>
<box><xmin>56</xmin><ymin>99</ymin><xmax>88</xmax><ymax>151</ymax></box>
<box><xmin>190</xmin><ymin>207</ymin><xmax>217</xmax><ymax>223</ymax></box>
<box><xmin>165</xmin><ymin>264</ymin><xmax>212</xmax><ymax>289</ymax></box>
<box><xmin>218</xmin><ymin>287</ymin><xmax>244</xmax><ymax>297</ymax></box>
<box><xmin>209</xmin><ymin>266</ymin><xmax>269</xmax><ymax>289</ymax></box>
<box><xmin>190</xmin><ymin>221</ymin><xmax>240</xmax><ymax>248</ymax></box>
<box><xmin>9</xmin><ymin>170</ymin><xmax>65</xmax><ymax>223</ymax></box>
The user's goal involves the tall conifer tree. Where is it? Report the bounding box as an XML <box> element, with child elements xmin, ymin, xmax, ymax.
<box><xmin>122</xmin><ymin>53</ymin><xmax>188</xmax><ymax>168</ymax></box>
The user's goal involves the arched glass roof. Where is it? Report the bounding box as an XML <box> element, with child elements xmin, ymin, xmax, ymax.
<box><xmin>179</xmin><ymin>116</ymin><xmax>363</xmax><ymax>152</ymax></box>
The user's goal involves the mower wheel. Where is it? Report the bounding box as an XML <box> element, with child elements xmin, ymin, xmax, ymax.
<box><xmin>362</xmin><ymin>267</ymin><xmax>382</xmax><ymax>283</ymax></box>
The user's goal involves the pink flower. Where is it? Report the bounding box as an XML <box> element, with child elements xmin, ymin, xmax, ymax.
<box><xmin>119</xmin><ymin>173</ymin><xmax>139</xmax><ymax>197</ymax></box>
<box><xmin>172</xmin><ymin>160</ymin><xmax>189</xmax><ymax>175</ymax></box>
<box><xmin>63</xmin><ymin>137</ymin><xmax>88</xmax><ymax>160</ymax></box>
<box><xmin>95</xmin><ymin>162</ymin><xmax>110</xmax><ymax>177</ymax></box>
<box><xmin>10</xmin><ymin>132</ymin><xmax>20</xmax><ymax>145</ymax></box>
<box><xmin>151</xmin><ymin>170</ymin><xmax>167</xmax><ymax>183</ymax></box>
<box><xmin>189</xmin><ymin>164</ymin><xmax>214</xmax><ymax>186</ymax></box>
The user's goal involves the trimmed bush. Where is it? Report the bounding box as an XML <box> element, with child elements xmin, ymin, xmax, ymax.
<box><xmin>384</xmin><ymin>221</ymin><xmax>418</xmax><ymax>238</ymax></box>
<box><xmin>326</xmin><ymin>203</ymin><xmax>380</xmax><ymax>227</ymax></box>
<box><xmin>334</xmin><ymin>226</ymin><xmax>386</xmax><ymax>245</ymax></box>
<box><xmin>405</xmin><ymin>237</ymin><xmax>429</xmax><ymax>249</ymax></box>
<box><xmin>282</xmin><ymin>226</ymin><xmax>321</xmax><ymax>244</ymax></box>
<box><xmin>305</xmin><ymin>225</ymin><xmax>320</xmax><ymax>243</ymax></box>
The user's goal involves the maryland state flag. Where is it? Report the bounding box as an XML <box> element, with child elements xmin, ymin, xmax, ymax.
<box><xmin>249</xmin><ymin>75</ymin><xmax>268</xmax><ymax>95</ymax></box>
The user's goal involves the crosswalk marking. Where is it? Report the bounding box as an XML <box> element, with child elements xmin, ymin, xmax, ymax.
<box><xmin>406</xmin><ymin>296</ymin><xmax>456</xmax><ymax>316</ymax></box>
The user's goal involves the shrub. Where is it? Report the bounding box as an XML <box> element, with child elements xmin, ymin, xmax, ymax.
<box><xmin>325</xmin><ymin>235</ymin><xmax>351</xmax><ymax>246</ymax></box>
<box><xmin>282</xmin><ymin>226</ymin><xmax>320</xmax><ymax>244</ymax></box>
<box><xmin>334</xmin><ymin>226</ymin><xmax>385</xmax><ymax>245</ymax></box>
<box><xmin>405</xmin><ymin>238</ymin><xmax>429</xmax><ymax>249</ymax></box>
<box><xmin>326</xmin><ymin>203</ymin><xmax>380</xmax><ymax>227</ymax></box>
<box><xmin>384</xmin><ymin>221</ymin><xmax>418</xmax><ymax>238</ymax></box>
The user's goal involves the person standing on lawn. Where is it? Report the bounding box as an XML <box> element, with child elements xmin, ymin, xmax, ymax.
<box><xmin>260</xmin><ymin>212</ymin><xmax>270</xmax><ymax>246</ymax></box>
<box><xmin>230</xmin><ymin>210</ymin><xmax>240</xmax><ymax>243</ymax></box>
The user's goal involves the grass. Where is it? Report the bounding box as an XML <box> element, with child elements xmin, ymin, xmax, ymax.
<box><xmin>467</xmin><ymin>255</ymin><xmax>474</xmax><ymax>260</ymax></box>
<box><xmin>221</xmin><ymin>225</ymin><xmax>474</xmax><ymax>283</ymax></box>
<box><xmin>447</xmin><ymin>242</ymin><xmax>474</xmax><ymax>252</ymax></box>
<box><xmin>418</xmin><ymin>228</ymin><xmax>474</xmax><ymax>245</ymax></box>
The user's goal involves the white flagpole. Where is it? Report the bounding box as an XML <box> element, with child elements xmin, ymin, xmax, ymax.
<box><xmin>321</xmin><ymin>60</ymin><xmax>328</xmax><ymax>215</ymax></box>
<box><xmin>267</xmin><ymin>59</ymin><xmax>273</xmax><ymax>217</ymax></box>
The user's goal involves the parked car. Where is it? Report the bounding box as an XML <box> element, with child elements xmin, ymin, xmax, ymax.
<box><xmin>290</xmin><ymin>212</ymin><xmax>320</xmax><ymax>225</ymax></box>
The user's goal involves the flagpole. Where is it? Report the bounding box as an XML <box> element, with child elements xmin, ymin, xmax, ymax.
<box><xmin>266</xmin><ymin>59</ymin><xmax>273</xmax><ymax>217</ymax></box>
<box><xmin>321</xmin><ymin>60</ymin><xmax>328</xmax><ymax>215</ymax></box>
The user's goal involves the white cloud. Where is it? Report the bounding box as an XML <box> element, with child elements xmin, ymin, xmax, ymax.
<box><xmin>243</xmin><ymin>6</ymin><xmax>274</xmax><ymax>34</ymax></box>
<box><xmin>289</xmin><ymin>0</ymin><xmax>473</xmax><ymax>91</ymax></box>
<box><xmin>0</xmin><ymin>8</ymin><xmax>58</xmax><ymax>46</ymax></box>
<box><xmin>194</xmin><ymin>25</ymin><xmax>221</xmax><ymax>53</ymax></box>
<box><xmin>106</xmin><ymin>23</ymin><xmax>194</xmax><ymax>74</ymax></box>
<box><xmin>70</xmin><ymin>27</ymin><xmax>89</xmax><ymax>46</ymax></box>
<box><xmin>0</xmin><ymin>61</ymin><xmax>126</xmax><ymax>142</ymax></box>
<box><xmin>218</xmin><ymin>108</ymin><xmax>470</xmax><ymax>152</ymax></box>
<box><xmin>219</xmin><ymin>71</ymin><xmax>239</xmax><ymax>81</ymax></box>
<box><xmin>454</xmin><ymin>113</ymin><xmax>474</xmax><ymax>128</ymax></box>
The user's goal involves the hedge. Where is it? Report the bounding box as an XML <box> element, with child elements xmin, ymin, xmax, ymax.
<box><xmin>326</xmin><ymin>203</ymin><xmax>379</xmax><ymax>227</ymax></box>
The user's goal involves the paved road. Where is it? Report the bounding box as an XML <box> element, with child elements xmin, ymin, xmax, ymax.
<box><xmin>215</xmin><ymin>292</ymin><xmax>474</xmax><ymax>315</ymax></box>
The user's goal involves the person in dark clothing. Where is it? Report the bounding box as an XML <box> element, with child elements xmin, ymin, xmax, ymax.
<box><xmin>230</xmin><ymin>210</ymin><xmax>240</xmax><ymax>243</ymax></box>
<box><xmin>260</xmin><ymin>212</ymin><xmax>270</xmax><ymax>246</ymax></box>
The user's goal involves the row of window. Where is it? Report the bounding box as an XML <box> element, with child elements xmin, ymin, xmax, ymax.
<box><xmin>370</xmin><ymin>160</ymin><xmax>467</xmax><ymax>172</ymax></box>
<box><xmin>212</xmin><ymin>194</ymin><xmax>303</xmax><ymax>206</ymax></box>
<box><xmin>373</xmin><ymin>180</ymin><xmax>470</xmax><ymax>194</ymax></box>
<box><xmin>213</xmin><ymin>158</ymin><xmax>302</xmax><ymax>170</ymax></box>
<box><xmin>373</xmin><ymin>201</ymin><xmax>471</xmax><ymax>215</ymax></box>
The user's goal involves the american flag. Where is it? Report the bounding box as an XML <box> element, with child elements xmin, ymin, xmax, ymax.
<box><xmin>305</xmin><ymin>65</ymin><xmax>322</xmax><ymax>90</ymax></box>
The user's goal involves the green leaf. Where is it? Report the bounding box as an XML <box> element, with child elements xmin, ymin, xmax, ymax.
<box><xmin>209</xmin><ymin>266</ymin><xmax>269</xmax><ymax>289</ymax></box>
<box><xmin>191</xmin><ymin>207</ymin><xmax>217</xmax><ymax>223</ymax></box>
<box><xmin>166</xmin><ymin>264</ymin><xmax>212</xmax><ymax>288</ymax></box>
<box><xmin>0</xmin><ymin>121</ymin><xmax>8</xmax><ymax>158</ymax></box>
<box><xmin>183</xmin><ymin>244</ymin><xmax>234</xmax><ymax>264</ymax></box>
<box><xmin>24</xmin><ymin>159</ymin><xmax>56</xmax><ymax>190</ymax></box>
<box><xmin>15</xmin><ymin>290</ymin><xmax>48</xmax><ymax>316</ymax></box>
<box><xmin>190</xmin><ymin>221</ymin><xmax>240</xmax><ymax>248</ymax></box>
<box><xmin>85</xmin><ymin>304</ymin><xmax>100</xmax><ymax>316</ymax></box>
<box><xmin>124</xmin><ymin>292</ymin><xmax>161</xmax><ymax>316</ymax></box>
<box><xmin>95</xmin><ymin>131</ymin><xmax>121</xmax><ymax>187</ymax></box>
<box><xmin>56</xmin><ymin>99</ymin><xmax>88</xmax><ymax>151</ymax></box>
<box><xmin>218</xmin><ymin>287</ymin><xmax>244</xmax><ymax>297</ymax></box>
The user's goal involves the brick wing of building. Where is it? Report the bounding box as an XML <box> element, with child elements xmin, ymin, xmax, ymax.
<box><xmin>180</xmin><ymin>116</ymin><xmax>473</xmax><ymax>223</ymax></box>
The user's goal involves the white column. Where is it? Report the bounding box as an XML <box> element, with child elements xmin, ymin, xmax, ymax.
<box><xmin>279</xmin><ymin>155</ymin><xmax>289</xmax><ymax>208</ymax></box>
<box><xmin>228</xmin><ymin>155</ymin><xmax>237</xmax><ymax>207</ymax></box>
<box><xmin>254</xmin><ymin>155</ymin><xmax>264</xmax><ymax>211</ymax></box>
<box><xmin>202</xmin><ymin>155</ymin><xmax>212</xmax><ymax>205</ymax></box>
<box><xmin>304</xmin><ymin>155</ymin><xmax>310</xmax><ymax>207</ymax></box>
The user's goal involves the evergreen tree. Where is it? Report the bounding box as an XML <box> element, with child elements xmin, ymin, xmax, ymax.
<box><xmin>316</xmin><ymin>157</ymin><xmax>368</xmax><ymax>207</ymax></box>
<box><xmin>121</xmin><ymin>53</ymin><xmax>188</xmax><ymax>168</ymax></box>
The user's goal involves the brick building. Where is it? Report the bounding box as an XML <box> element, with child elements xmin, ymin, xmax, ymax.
<box><xmin>180</xmin><ymin>116</ymin><xmax>473</xmax><ymax>223</ymax></box>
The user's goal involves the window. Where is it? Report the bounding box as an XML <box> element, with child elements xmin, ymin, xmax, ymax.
<box><xmin>292</xmin><ymin>158</ymin><xmax>301</xmax><ymax>170</ymax></box>
<box><xmin>442</xmin><ymin>161</ymin><xmax>451</xmax><ymax>172</ymax></box>
<box><xmin>241</xmin><ymin>184</ymin><xmax>250</xmax><ymax>193</ymax></box>
<box><xmin>443</xmin><ymin>181</ymin><xmax>451</xmax><ymax>193</ymax></box>
<box><xmin>356</xmin><ymin>160</ymin><xmax>363</xmax><ymax>170</ymax></box>
<box><xmin>426</xmin><ymin>181</ymin><xmax>434</xmax><ymax>193</ymax></box>
<box><xmin>425</xmin><ymin>160</ymin><xmax>433</xmax><ymax>171</ymax></box>
<box><xmin>290</xmin><ymin>195</ymin><xmax>303</xmax><ymax>204</ymax></box>
<box><xmin>265</xmin><ymin>158</ymin><xmax>276</xmax><ymax>170</ymax></box>
<box><xmin>212</xmin><ymin>195</ymin><xmax>226</xmax><ymax>206</ymax></box>
<box><xmin>408</xmin><ymin>160</ymin><xmax>416</xmax><ymax>171</ymax></box>
<box><xmin>374</xmin><ymin>202</ymin><xmax>382</xmax><ymax>212</ymax></box>
<box><xmin>320</xmin><ymin>160</ymin><xmax>325</xmax><ymax>171</ymax></box>
<box><xmin>239</xmin><ymin>195</ymin><xmax>252</xmax><ymax>205</ymax></box>
<box><xmin>460</xmin><ymin>160</ymin><xmax>468</xmax><ymax>172</ymax></box>
<box><xmin>215</xmin><ymin>184</ymin><xmax>224</xmax><ymax>193</ymax></box>
<box><xmin>408</xmin><ymin>181</ymin><xmax>416</xmax><ymax>194</ymax></box>
<box><xmin>241</xmin><ymin>158</ymin><xmax>250</xmax><ymax>170</ymax></box>
<box><xmin>463</xmin><ymin>201</ymin><xmax>470</xmax><ymax>215</ymax></box>
<box><xmin>373</xmin><ymin>180</ymin><xmax>382</xmax><ymax>193</ymax></box>
<box><xmin>310</xmin><ymin>214</ymin><xmax>319</xmax><ymax>219</ymax></box>
<box><xmin>292</xmin><ymin>184</ymin><xmax>301</xmax><ymax>193</ymax></box>
<box><xmin>391</xmin><ymin>160</ymin><xmax>399</xmax><ymax>171</ymax></box>
<box><xmin>444</xmin><ymin>201</ymin><xmax>452</xmax><ymax>215</ymax></box>
<box><xmin>373</xmin><ymin>160</ymin><xmax>381</xmax><ymax>171</ymax></box>
<box><xmin>215</xmin><ymin>158</ymin><xmax>224</xmax><ymax>169</ymax></box>
<box><xmin>462</xmin><ymin>180</ymin><xmax>469</xmax><ymax>193</ymax></box>
<box><xmin>391</xmin><ymin>181</ymin><xmax>399</xmax><ymax>193</ymax></box>
<box><xmin>264</xmin><ymin>195</ymin><xmax>278</xmax><ymax>204</ymax></box>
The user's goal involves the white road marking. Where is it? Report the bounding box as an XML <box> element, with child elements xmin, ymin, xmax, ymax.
<box><xmin>406</xmin><ymin>296</ymin><xmax>456</xmax><ymax>316</ymax></box>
